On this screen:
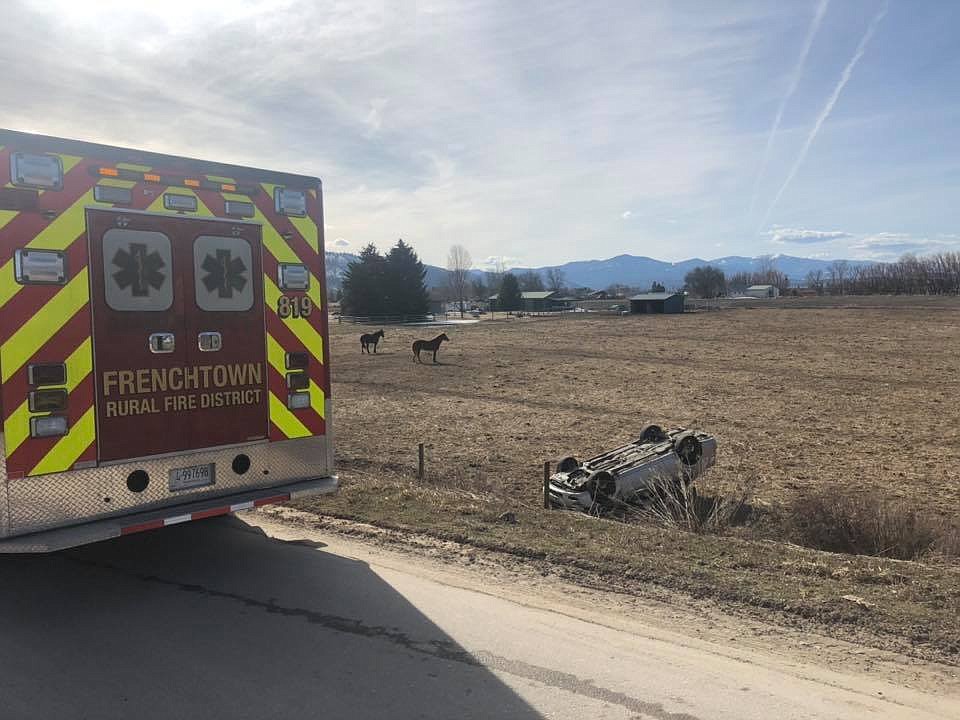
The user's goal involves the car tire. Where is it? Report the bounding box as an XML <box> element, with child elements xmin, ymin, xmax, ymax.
<box><xmin>638</xmin><ymin>424</ymin><xmax>668</xmax><ymax>444</ymax></box>
<box><xmin>590</xmin><ymin>470</ymin><xmax>616</xmax><ymax>500</ymax></box>
<box><xmin>673</xmin><ymin>432</ymin><xmax>703</xmax><ymax>466</ymax></box>
<box><xmin>556</xmin><ymin>456</ymin><xmax>579</xmax><ymax>473</ymax></box>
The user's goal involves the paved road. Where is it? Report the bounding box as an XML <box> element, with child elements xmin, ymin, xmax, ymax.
<box><xmin>0</xmin><ymin>514</ymin><xmax>956</xmax><ymax>719</ymax></box>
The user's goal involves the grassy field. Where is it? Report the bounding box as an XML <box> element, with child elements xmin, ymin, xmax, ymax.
<box><xmin>299</xmin><ymin>302</ymin><xmax>960</xmax><ymax>659</ymax></box>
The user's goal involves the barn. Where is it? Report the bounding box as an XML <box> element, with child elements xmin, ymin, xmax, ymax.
<box><xmin>745</xmin><ymin>284</ymin><xmax>780</xmax><ymax>298</ymax></box>
<box><xmin>629</xmin><ymin>292</ymin><xmax>684</xmax><ymax>314</ymax></box>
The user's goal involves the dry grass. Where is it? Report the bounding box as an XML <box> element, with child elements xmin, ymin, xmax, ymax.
<box><xmin>302</xmin><ymin>304</ymin><xmax>960</xmax><ymax>659</ymax></box>
<box><xmin>784</xmin><ymin>487</ymin><xmax>949</xmax><ymax>560</ymax></box>
<box><xmin>628</xmin><ymin>475</ymin><xmax>754</xmax><ymax>535</ymax></box>
<box><xmin>328</xmin><ymin>306</ymin><xmax>960</xmax><ymax>520</ymax></box>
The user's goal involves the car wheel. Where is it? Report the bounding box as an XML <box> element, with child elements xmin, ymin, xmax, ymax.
<box><xmin>638</xmin><ymin>424</ymin><xmax>668</xmax><ymax>443</ymax></box>
<box><xmin>673</xmin><ymin>432</ymin><xmax>703</xmax><ymax>466</ymax></box>
<box><xmin>590</xmin><ymin>470</ymin><xmax>616</xmax><ymax>501</ymax></box>
<box><xmin>556</xmin><ymin>456</ymin><xmax>579</xmax><ymax>473</ymax></box>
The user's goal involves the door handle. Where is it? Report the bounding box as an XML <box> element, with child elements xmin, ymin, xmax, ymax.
<box><xmin>198</xmin><ymin>332</ymin><xmax>222</xmax><ymax>352</ymax></box>
<box><xmin>148</xmin><ymin>332</ymin><xmax>175</xmax><ymax>353</ymax></box>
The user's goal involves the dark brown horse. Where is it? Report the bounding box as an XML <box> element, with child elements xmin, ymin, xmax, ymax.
<box><xmin>412</xmin><ymin>333</ymin><xmax>449</xmax><ymax>363</ymax></box>
<box><xmin>360</xmin><ymin>329</ymin><xmax>384</xmax><ymax>353</ymax></box>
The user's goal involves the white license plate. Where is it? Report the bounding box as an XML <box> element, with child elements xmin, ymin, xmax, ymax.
<box><xmin>169</xmin><ymin>463</ymin><xmax>215</xmax><ymax>491</ymax></box>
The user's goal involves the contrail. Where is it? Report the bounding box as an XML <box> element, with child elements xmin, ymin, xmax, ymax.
<box><xmin>758</xmin><ymin>0</ymin><xmax>889</xmax><ymax>234</ymax></box>
<box><xmin>747</xmin><ymin>0</ymin><xmax>830</xmax><ymax>220</ymax></box>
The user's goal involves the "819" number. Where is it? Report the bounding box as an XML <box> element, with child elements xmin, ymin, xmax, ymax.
<box><xmin>277</xmin><ymin>295</ymin><xmax>313</xmax><ymax>319</ymax></box>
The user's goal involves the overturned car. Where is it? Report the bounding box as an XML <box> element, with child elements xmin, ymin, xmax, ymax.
<box><xmin>549</xmin><ymin>425</ymin><xmax>717</xmax><ymax>512</ymax></box>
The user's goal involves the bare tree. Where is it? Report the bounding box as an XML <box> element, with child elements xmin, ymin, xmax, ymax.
<box><xmin>545</xmin><ymin>267</ymin><xmax>565</xmax><ymax>293</ymax></box>
<box><xmin>519</xmin><ymin>270</ymin><xmax>544</xmax><ymax>291</ymax></box>
<box><xmin>805</xmin><ymin>269</ymin><xmax>824</xmax><ymax>295</ymax></box>
<box><xmin>830</xmin><ymin>260</ymin><xmax>849</xmax><ymax>295</ymax></box>
<box><xmin>447</xmin><ymin>244</ymin><xmax>472</xmax><ymax>318</ymax></box>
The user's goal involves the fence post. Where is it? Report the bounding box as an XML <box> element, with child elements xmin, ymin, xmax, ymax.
<box><xmin>543</xmin><ymin>460</ymin><xmax>551</xmax><ymax>509</ymax></box>
<box><xmin>418</xmin><ymin>443</ymin><xmax>425</xmax><ymax>480</ymax></box>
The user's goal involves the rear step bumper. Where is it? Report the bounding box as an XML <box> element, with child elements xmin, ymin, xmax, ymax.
<box><xmin>0</xmin><ymin>476</ymin><xmax>337</xmax><ymax>553</ymax></box>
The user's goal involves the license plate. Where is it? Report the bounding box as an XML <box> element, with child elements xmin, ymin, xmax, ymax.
<box><xmin>169</xmin><ymin>463</ymin><xmax>215</xmax><ymax>491</ymax></box>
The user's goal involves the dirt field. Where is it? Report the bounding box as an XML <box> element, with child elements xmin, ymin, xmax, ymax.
<box><xmin>301</xmin><ymin>302</ymin><xmax>960</xmax><ymax>660</ymax></box>
<box><xmin>329</xmin><ymin>305</ymin><xmax>960</xmax><ymax>516</ymax></box>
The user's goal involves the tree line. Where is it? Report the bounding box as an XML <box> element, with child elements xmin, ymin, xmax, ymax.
<box><xmin>804</xmin><ymin>253</ymin><xmax>960</xmax><ymax>295</ymax></box>
<box><xmin>343</xmin><ymin>241</ymin><xmax>960</xmax><ymax>313</ymax></box>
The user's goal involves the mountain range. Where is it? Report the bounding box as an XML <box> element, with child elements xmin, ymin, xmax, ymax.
<box><xmin>324</xmin><ymin>251</ymin><xmax>874</xmax><ymax>292</ymax></box>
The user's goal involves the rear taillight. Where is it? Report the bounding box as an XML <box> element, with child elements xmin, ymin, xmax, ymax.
<box><xmin>29</xmin><ymin>388</ymin><xmax>67</xmax><ymax>413</ymax></box>
<box><xmin>28</xmin><ymin>363</ymin><xmax>66</xmax><ymax>386</ymax></box>
<box><xmin>285</xmin><ymin>352</ymin><xmax>309</xmax><ymax>369</ymax></box>
<box><xmin>287</xmin><ymin>392</ymin><xmax>310</xmax><ymax>410</ymax></box>
<box><xmin>286</xmin><ymin>372</ymin><xmax>309</xmax><ymax>391</ymax></box>
<box><xmin>30</xmin><ymin>415</ymin><xmax>68</xmax><ymax>438</ymax></box>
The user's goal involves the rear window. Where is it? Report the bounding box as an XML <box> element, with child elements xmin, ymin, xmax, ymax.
<box><xmin>102</xmin><ymin>228</ymin><xmax>173</xmax><ymax>312</ymax></box>
<box><xmin>193</xmin><ymin>235</ymin><xmax>254</xmax><ymax>312</ymax></box>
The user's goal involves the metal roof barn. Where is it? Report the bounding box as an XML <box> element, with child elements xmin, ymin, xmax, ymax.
<box><xmin>629</xmin><ymin>292</ymin><xmax>684</xmax><ymax>314</ymax></box>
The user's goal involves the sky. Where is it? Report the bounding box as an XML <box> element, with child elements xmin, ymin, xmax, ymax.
<box><xmin>1</xmin><ymin>0</ymin><xmax>958</xmax><ymax>268</ymax></box>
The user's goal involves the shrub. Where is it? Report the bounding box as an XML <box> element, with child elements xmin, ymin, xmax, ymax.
<box><xmin>785</xmin><ymin>487</ymin><xmax>945</xmax><ymax>560</ymax></box>
<box><xmin>630</xmin><ymin>475</ymin><xmax>753</xmax><ymax>534</ymax></box>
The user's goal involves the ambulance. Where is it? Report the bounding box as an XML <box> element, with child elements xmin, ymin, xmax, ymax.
<box><xmin>0</xmin><ymin>129</ymin><xmax>336</xmax><ymax>551</ymax></box>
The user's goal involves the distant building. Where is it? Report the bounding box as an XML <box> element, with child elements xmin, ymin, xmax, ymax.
<box><xmin>629</xmin><ymin>292</ymin><xmax>685</xmax><ymax>314</ymax></box>
<box><xmin>587</xmin><ymin>290</ymin><xmax>609</xmax><ymax>300</ymax></box>
<box><xmin>745</xmin><ymin>284</ymin><xmax>780</xmax><ymax>299</ymax></box>
<box><xmin>521</xmin><ymin>291</ymin><xmax>564</xmax><ymax>312</ymax></box>
<box><xmin>427</xmin><ymin>291</ymin><xmax>446</xmax><ymax>316</ymax></box>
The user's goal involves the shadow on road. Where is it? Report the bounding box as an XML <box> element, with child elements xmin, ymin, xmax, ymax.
<box><xmin>0</xmin><ymin>517</ymin><xmax>539</xmax><ymax>720</ymax></box>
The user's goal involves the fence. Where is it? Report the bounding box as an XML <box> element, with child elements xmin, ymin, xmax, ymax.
<box><xmin>337</xmin><ymin>314</ymin><xmax>435</xmax><ymax>324</ymax></box>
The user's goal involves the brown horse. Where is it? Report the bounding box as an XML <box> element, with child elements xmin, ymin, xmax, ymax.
<box><xmin>412</xmin><ymin>333</ymin><xmax>449</xmax><ymax>363</ymax></box>
<box><xmin>360</xmin><ymin>329</ymin><xmax>384</xmax><ymax>353</ymax></box>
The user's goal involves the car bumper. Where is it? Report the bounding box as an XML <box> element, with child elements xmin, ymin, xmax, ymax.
<box><xmin>548</xmin><ymin>483</ymin><xmax>594</xmax><ymax>510</ymax></box>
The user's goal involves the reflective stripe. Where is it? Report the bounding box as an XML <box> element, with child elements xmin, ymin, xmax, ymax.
<box><xmin>119</xmin><ymin>494</ymin><xmax>290</xmax><ymax>537</ymax></box>
<box><xmin>263</xmin><ymin>276</ymin><xmax>324</xmax><ymax>361</ymax></box>
<box><xmin>58</xmin><ymin>154</ymin><xmax>84</xmax><ymax>175</ymax></box>
<box><xmin>0</xmin><ymin>267</ymin><xmax>89</xmax><ymax>383</ymax></box>
<box><xmin>3</xmin><ymin>337</ymin><xmax>93</xmax><ymax>456</ymax></box>
<box><xmin>268</xmin><ymin>391</ymin><xmax>311</xmax><ymax>439</ymax></box>
<box><xmin>266</xmin><ymin>334</ymin><xmax>325</xmax><ymax>420</ymax></box>
<box><xmin>0</xmin><ymin>210</ymin><xmax>17</xmax><ymax>232</ymax></box>
<box><xmin>29</xmin><ymin>405</ymin><xmax>96</xmax><ymax>476</ymax></box>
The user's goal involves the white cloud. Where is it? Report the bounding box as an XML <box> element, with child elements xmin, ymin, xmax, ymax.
<box><xmin>847</xmin><ymin>233</ymin><xmax>960</xmax><ymax>260</ymax></box>
<box><xmin>621</xmin><ymin>211</ymin><xmax>633</xmax><ymax>219</ymax></box>
<box><xmin>333</xmin><ymin>238</ymin><xmax>351</xmax><ymax>249</ymax></box>
<box><xmin>768</xmin><ymin>227</ymin><xmax>853</xmax><ymax>244</ymax></box>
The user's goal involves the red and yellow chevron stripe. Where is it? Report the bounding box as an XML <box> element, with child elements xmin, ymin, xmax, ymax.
<box><xmin>0</xmin><ymin>144</ymin><xmax>328</xmax><ymax>478</ymax></box>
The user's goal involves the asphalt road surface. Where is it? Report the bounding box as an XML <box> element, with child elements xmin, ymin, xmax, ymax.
<box><xmin>0</xmin><ymin>513</ymin><xmax>956</xmax><ymax>719</ymax></box>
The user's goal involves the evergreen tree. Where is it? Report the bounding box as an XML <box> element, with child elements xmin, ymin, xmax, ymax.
<box><xmin>499</xmin><ymin>273</ymin><xmax>522</xmax><ymax>310</ymax></box>
<box><xmin>386</xmin><ymin>239</ymin><xmax>429</xmax><ymax>315</ymax></box>
<box><xmin>340</xmin><ymin>240</ymin><xmax>430</xmax><ymax>317</ymax></box>
<box><xmin>341</xmin><ymin>244</ymin><xmax>386</xmax><ymax>315</ymax></box>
